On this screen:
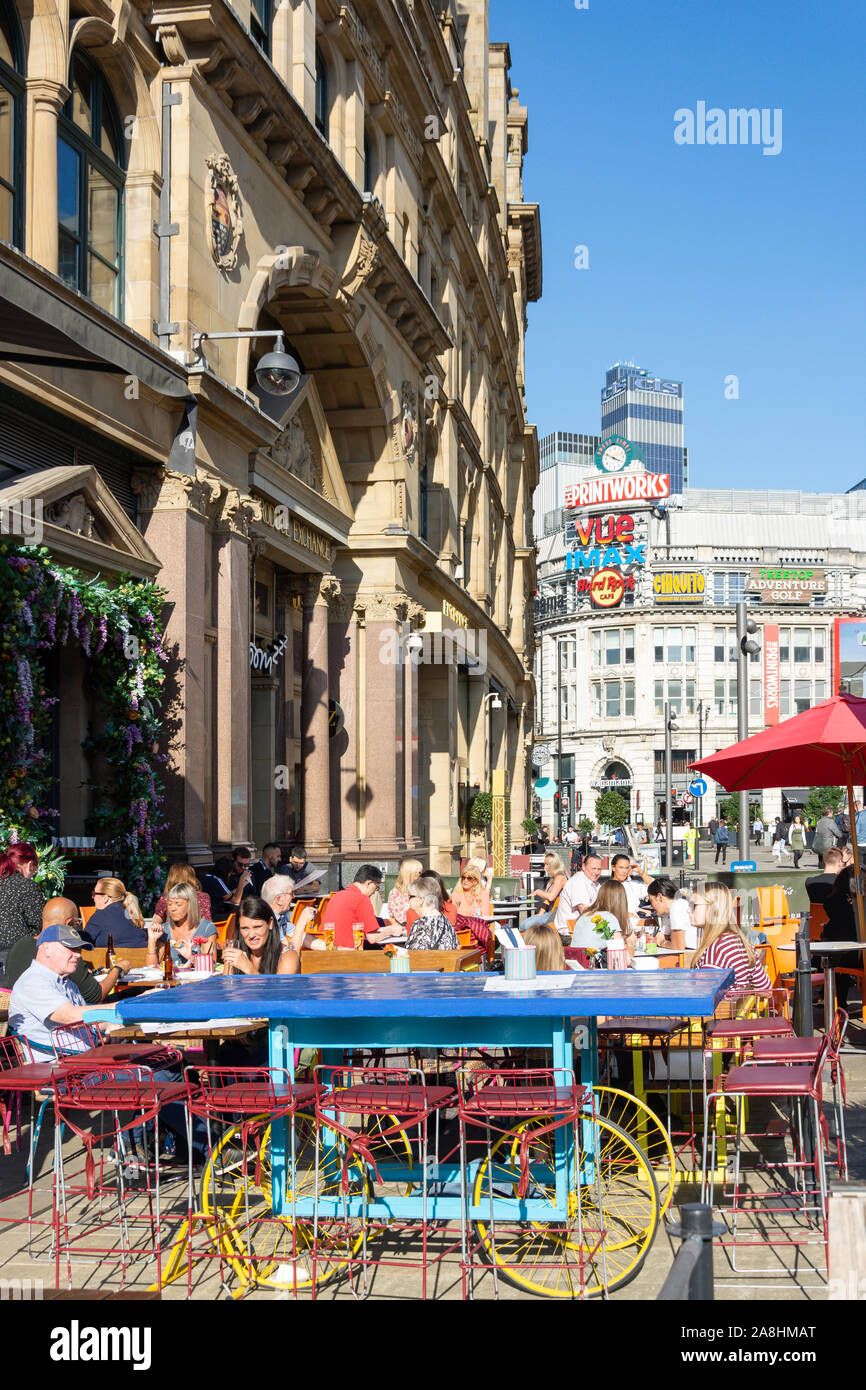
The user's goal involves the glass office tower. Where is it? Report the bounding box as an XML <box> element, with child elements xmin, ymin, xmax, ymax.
<box><xmin>601</xmin><ymin>363</ymin><xmax>687</xmax><ymax>495</ymax></box>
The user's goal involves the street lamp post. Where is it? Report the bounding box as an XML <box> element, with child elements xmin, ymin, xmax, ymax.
<box><xmin>483</xmin><ymin>690</ymin><xmax>503</xmax><ymax>793</ymax></box>
<box><xmin>695</xmin><ymin>700</ymin><xmax>710</xmax><ymax>871</ymax></box>
<box><xmin>556</xmin><ymin>637</ymin><xmax>563</xmax><ymax>836</ymax></box>
<box><xmin>665</xmin><ymin>701</ymin><xmax>678</xmax><ymax>871</ymax></box>
<box><xmin>736</xmin><ymin>601</ymin><xmax>761</xmax><ymax>861</ymax></box>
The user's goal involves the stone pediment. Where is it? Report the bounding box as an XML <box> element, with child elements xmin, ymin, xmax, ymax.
<box><xmin>252</xmin><ymin>376</ymin><xmax>354</xmax><ymax>522</ymax></box>
<box><xmin>0</xmin><ymin>465</ymin><xmax>161</xmax><ymax>578</ymax></box>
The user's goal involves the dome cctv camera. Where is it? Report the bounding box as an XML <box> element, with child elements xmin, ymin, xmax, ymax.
<box><xmin>255</xmin><ymin>333</ymin><xmax>301</xmax><ymax>396</ymax></box>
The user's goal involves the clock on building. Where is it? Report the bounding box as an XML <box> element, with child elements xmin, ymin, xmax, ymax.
<box><xmin>594</xmin><ymin>434</ymin><xmax>646</xmax><ymax>474</ymax></box>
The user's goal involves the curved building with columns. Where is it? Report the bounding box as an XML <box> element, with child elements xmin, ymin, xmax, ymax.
<box><xmin>0</xmin><ymin>0</ymin><xmax>540</xmax><ymax>874</ymax></box>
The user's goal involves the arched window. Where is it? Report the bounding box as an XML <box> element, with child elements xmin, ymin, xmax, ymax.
<box><xmin>0</xmin><ymin>0</ymin><xmax>24</xmax><ymax>248</ymax></box>
<box><xmin>57</xmin><ymin>50</ymin><xmax>125</xmax><ymax>316</ymax></box>
<box><xmin>314</xmin><ymin>45</ymin><xmax>328</xmax><ymax>139</ymax></box>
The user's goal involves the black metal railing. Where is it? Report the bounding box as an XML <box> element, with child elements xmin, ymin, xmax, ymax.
<box><xmin>657</xmin><ymin>1204</ymin><xmax>716</xmax><ymax>1301</ymax></box>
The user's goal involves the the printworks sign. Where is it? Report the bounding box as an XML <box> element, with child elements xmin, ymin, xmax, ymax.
<box><xmin>254</xmin><ymin>494</ymin><xmax>334</xmax><ymax>564</ymax></box>
<box><xmin>565</xmin><ymin>471</ymin><xmax>671</xmax><ymax>511</ymax></box>
<box><xmin>764</xmin><ymin>623</ymin><xmax>780</xmax><ymax>726</ymax></box>
<box><xmin>653</xmin><ymin>571</ymin><xmax>706</xmax><ymax>604</ymax></box>
<box><xmin>746</xmin><ymin>568</ymin><xmax>827</xmax><ymax>605</ymax></box>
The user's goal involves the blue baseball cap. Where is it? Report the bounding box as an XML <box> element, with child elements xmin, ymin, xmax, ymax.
<box><xmin>36</xmin><ymin>924</ymin><xmax>86</xmax><ymax>950</ymax></box>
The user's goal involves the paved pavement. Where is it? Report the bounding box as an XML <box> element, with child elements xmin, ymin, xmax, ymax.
<box><xmin>1</xmin><ymin>998</ymin><xmax>863</xmax><ymax>1303</ymax></box>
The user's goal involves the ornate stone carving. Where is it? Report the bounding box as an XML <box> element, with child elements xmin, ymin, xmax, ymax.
<box><xmin>401</xmin><ymin>380</ymin><xmax>418</xmax><ymax>466</ymax></box>
<box><xmin>407</xmin><ymin>601</ymin><xmax>426</xmax><ymax>629</ymax></box>
<box><xmin>44</xmin><ymin>493</ymin><xmax>99</xmax><ymax>539</ymax></box>
<box><xmin>219</xmin><ymin>488</ymin><xmax>258</xmax><ymax>538</ymax></box>
<box><xmin>131</xmin><ymin>466</ymin><xmax>224</xmax><ymax>518</ymax></box>
<box><xmin>155</xmin><ymin>24</ymin><xmax>188</xmax><ymax>63</ymax></box>
<box><xmin>340</xmin><ymin>231</ymin><xmax>381</xmax><ymax>300</ymax></box>
<box><xmin>270</xmin><ymin>417</ymin><xmax>322</xmax><ymax>494</ymax></box>
<box><xmin>205</xmin><ymin>154</ymin><xmax>244</xmax><ymax>271</ymax></box>
<box><xmin>602</xmin><ymin>737</ymin><xmax>616</xmax><ymax>754</ymax></box>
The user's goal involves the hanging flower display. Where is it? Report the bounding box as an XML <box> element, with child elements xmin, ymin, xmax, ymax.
<box><xmin>0</xmin><ymin>542</ymin><xmax>170</xmax><ymax>907</ymax></box>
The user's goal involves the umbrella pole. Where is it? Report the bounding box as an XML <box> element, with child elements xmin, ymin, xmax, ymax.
<box><xmin>846</xmin><ymin>774</ymin><xmax>866</xmax><ymax>943</ymax></box>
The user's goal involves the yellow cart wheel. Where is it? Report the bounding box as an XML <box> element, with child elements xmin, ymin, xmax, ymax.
<box><xmin>593</xmin><ymin>1086</ymin><xmax>676</xmax><ymax>1217</ymax></box>
<box><xmin>200</xmin><ymin>1112</ymin><xmax>414</xmax><ymax>1294</ymax></box>
<box><xmin>473</xmin><ymin>1116</ymin><xmax>659</xmax><ymax>1298</ymax></box>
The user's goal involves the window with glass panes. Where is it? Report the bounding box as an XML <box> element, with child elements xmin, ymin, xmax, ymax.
<box><xmin>713</xmin><ymin>627</ymin><xmax>737</xmax><ymax>663</ymax></box>
<box><xmin>592</xmin><ymin>682</ymin><xmax>601</xmax><ymax>718</ymax></box>
<box><xmin>0</xmin><ymin>0</ymin><xmax>23</xmax><ymax>248</ymax></box>
<box><xmin>714</xmin><ymin>679</ymin><xmax>737</xmax><ymax>715</ymax></box>
<box><xmin>750</xmin><ymin>679</ymin><xmax>761</xmax><ymax>719</ymax></box>
<box><xmin>57</xmin><ymin>52</ymin><xmax>124</xmax><ymax>316</ymax></box>
<box><xmin>250</xmin><ymin>0</ymin><xmax>271</xmax><ymax>54</ymax></box>
<box><xmin>655</xmin><ymin>679</ymin><xmax>695</xmax><ymax>716</ymax></box>
<box><xmin>793</xmin><ymin>628</ymin><xmax>811</xmax><ymax>662</ymax></box>
<box><xmin>315</xmin><ymin>46</ymin><xmax>329</xmax><ymax>139</ymax></box>
<box><xmin>560</xmin><ymin>638</ymin><xmax>576</xmax><ymax>670</ymax></box>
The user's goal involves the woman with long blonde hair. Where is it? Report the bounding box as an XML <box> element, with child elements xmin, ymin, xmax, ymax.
<box><xmin>85</xmin><ymin>876</ymin><xmax>147</xmax><ymax>947</ymax></box>
<box><xmin>387</xmin><ymin>857</ymin><xmax>424</xmax><ymax>927</ymax></box>
<box><xmin>146</xmin><ymin>881</ymin><xmax>217</xmax><ymax>968</ymax></box>
<box><xmin>569</xmin><ymin>877</ymin><xmax>631</xmax><ymax>951</ymax></box>
<box><xmin>152</xmin><ymin>861</ymin><xmax>212</xmax><ymax>927</ymax></box>
<box><xmin>451</xmin><ymin>862</ymin><xmax>491</xmax><ymax>919</ymax></box>
<box><xmin>522</xmin><ymin>851</ymin><xmax>568</xmax><ymax>930</ymax></box>
<box><xmin>691</xmin><ymin>882</ymin><xmax>771</xmax><ymax>994</ymax></box>
<box><xmin>524</xmin><ymin>922</ymin><xmax>566</xmax><ymax>972</ymax></box>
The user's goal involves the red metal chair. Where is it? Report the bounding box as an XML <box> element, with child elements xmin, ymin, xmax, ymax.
<box><xmin>175</xmin><ymin>1065</ymin><xmax>315</xmax><ymax>1298</ymax></box>
<box><xmin>743</xmin><ymin>1008</ymin><xmax>850</xmax><ymax>1179</ymax></box>
<box><xmin>51</xmin><ymin>1059</ymin><xmax>187</xmax><ymax>1291</ymax></box>
<box><xmin>313</xmin><ymin>1064</ymin><xmax>454</xmax><ymax>1299</ymax></box>
<box><xmin>0</xmin><ymin>1035</ymin><xmax>65</xmax><ymax>1250</ymax></box>
<box><xmin>49</xmin><ymin>1023</ymin><xmax>180</xmax><ymax>1070</ymax></box>
<box><xmin>456</xmin><ymin>1067</ymin><xmax>601</xmax><ymax>1300</ymax></box>
<box><xmin>701</xmin><ymin>1035</ymin><xmax>831</xmax><ymax>1272</ymax></box>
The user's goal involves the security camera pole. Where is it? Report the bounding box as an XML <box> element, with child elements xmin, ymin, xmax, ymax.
<box><xmin>736</xmin><ymin>601</ymin><xmax>761</xmax><ymax>861</ymax></box>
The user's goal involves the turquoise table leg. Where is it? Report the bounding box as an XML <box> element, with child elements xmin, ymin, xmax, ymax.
<box><xmin>268</xmin><ymin>1018</ymin><xmax>293</xmax><ymax>1216</ymax></box>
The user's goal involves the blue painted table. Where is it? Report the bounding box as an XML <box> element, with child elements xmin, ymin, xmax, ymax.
<box><xmin>97</xmin><ymin>969</ymin><xmax>733</xmax><ymax>1223</ymax></box>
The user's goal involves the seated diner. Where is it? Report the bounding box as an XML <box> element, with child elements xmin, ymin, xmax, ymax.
<box><xmin>405</xmin><ymin>875</ymin><xmax>459</xmax><ymax>951</ymax></box>
<box><xmin>222</xmin><ymin>898</ymin><xmax>299</xmax><ymax>976</ymax></box>
<box><xmin>690</xmin><ymin>883</ymin><xmax>771</xmax><ymax>995</ymax></box>
<box><xmin>146</xmin><ymin>882</ymin><xmax>216</xmax><ymax>968</ymax></box>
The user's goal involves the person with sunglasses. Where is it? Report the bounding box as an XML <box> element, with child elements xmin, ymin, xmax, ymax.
<box><xmin>6</xmin><ymin>897</ymin><xmax>131</xmax><ymax>1002</ymax></box>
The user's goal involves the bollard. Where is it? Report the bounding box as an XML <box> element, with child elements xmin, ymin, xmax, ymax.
<box><xmin>658</xmin><ymin>1202</ymin><xmax>717</xmax><ymax>1301</ymax></box>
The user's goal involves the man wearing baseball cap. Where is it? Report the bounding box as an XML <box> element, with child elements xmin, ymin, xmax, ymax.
<box><xmin>8</xmin><ymin>922</ymin><xmax>99</xmax><ymax>1055</ymax></box>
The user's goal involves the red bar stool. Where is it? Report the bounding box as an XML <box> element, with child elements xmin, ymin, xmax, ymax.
<box><xmin>50</xmin><ymin>1023</ymin><xmax>182</xmax><ymax>1070</ymax></box>
<box><xmin>743</xmin><ymin>1009</ymin><xmax>850</xmax><ymax>1179</ymax></box>
<box><xmin>0</xmin><ymin>1035</ymin><xmax>65</xmax><ymax>1251</ymax></box>
<box><xmin>701</xmin><ymin>1036</ymin><xmax>831</xmax><ymax>1273</ymax></box>
<box><xmin>456</xmin><ymin>1067</ymin><xmax>600</xmax><ymax>1300</ymax></box>
<box><xmin>313</xmin><ymin>1065</ymin><xmax>454</xmax><ymax>1299</ymax></box>
<box><xmin>175</xmin><ymin>1066</ymin><xmax>315</xmax><ymax>1298</ymax></box>
<box><xmin>51</xmin><ymin>1058</ymin><xmax>186</xmax><ymax>1291</ymax></box>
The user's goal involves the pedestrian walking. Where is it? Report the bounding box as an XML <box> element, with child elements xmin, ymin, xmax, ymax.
<box><xmin>752</xmin><ymin>814</ymin><xmax>764</xmax><ymax>846</ymax></box>
<box><xmin>772</xmin><ymin>817</ymin><xmax>789</xmax><ymax>861</ymax></box>
<box><xmin>813</xmin><ymin>805</ymin><xmax>842</xmax><ymax>867</ymax></box>
<box><xmin>789</xmin><ymin>813</ymin><xmax>807</xmax><ymax>869</ymax></box>
<box><xmin>713</xmin><ymin>819</ymin><xmax>730</xmax><ymax>865</ymax></box>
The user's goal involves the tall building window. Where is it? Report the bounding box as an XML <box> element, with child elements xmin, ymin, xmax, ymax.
<box><xmin>315</xmin><ymin>46</ymin><xmax>329</xmax><ymax>139</ymax></box>
<box><xmin>750</xmin><ymin>678</ymin><xmax>761</xmax><ymax>719</ymax></box>
<box><xmin>592</xmin><ymin>631</ymin><xmax>601</xmax><ymax>666</ymax></box>
<box><xmin>605</xmin><ymin>681</ymin><xmax>621</xmax><ymax>718</ymax></box>
<box><xmin>667</xmin><ymin>628</ymin><xmax>682</xmax><ymax>663</ymax></box>
<box><xmin>597</xmin><ymin>627</ymin><xmax>634</xmax><ymax>666</ymax></box>
<box><xmin>605</xmin><ymin>629</ymin><xmax>621</xmax><ymax>666</ymax></box>
<box><xmin>57</xmin><ymin>51</ymin><xmax>125</xmax><ymax>317</ymax></box>
<box><xmin>668</xmin><ymin>679</ymin><xmax>682</xmax><ymax>715</ymax></box>
<box><xmin>713</xmin><ymin>573</ymin><xmax>747</xmax><ymax>606</ymax></box>
<box><xmin>591</xmin><ymin>682</ymin><xmax>601</xmax><ymax>718</ymax></box>
<box><xmin>779</xmin><ymin>627</ymin><xmax>790</xmax><ymax>662</ymax></box>
<box><xmin>560</xmin><ymin>638</ymin><xmax>577</xmax><ymax>670</ymax></box>
<box><xmin>624</xmin><ymin>679</ymin><xmax>635</xmax><ymax>716</ymax></box>
<box><xmin>653</xmin><ymin>627</ymin><xmax>664</xmax><ymax>663</ymax></box>
<box><xmin>714</xmin><ymin>679</ymin><xmax>737</xmax><ymax>716</ymax></box>
<box><xmin>794</xmin><ymin>679</ymin><xmax>810</xmax><ymax>714</ymax></box>
<box><xmin>814</xmin><ymin>631</ymin><xmax>825</xmax><ymax>663</ymax></box>
<box><xmin>685</xmin><ymin>678</ymin><xmax>695</xmax><ymax>713</ymax></box>
<box><xmin>815</xmin><ymin>679</ymin><xmax>826</xmax><ymax>702</ymax></box>
<box><xmin>0</xmin><ymin>0</ymin><xmax>24</xmax><ymax>248</ymax></box>
<box><xmin>560</xmin><ymin>684</ymin><xmax>575</xmax><ymax>722</ymax></box>
<box><xmin>714</xmin><ymin>679</ymin><xmax>725</xmax><ymax>716</ymax></box>
<box><xmin>684</xmin><ymin>627</ymin><xmax>696</xmax><ymax>663</ymax></box>
<box><xmin>780</xmin><ymin>680</ymin><xmax>791</xmax><ymax>718</ymax></box>
<box><xmin>250</xmin><ymin>0</ymin><xmax>271</xmax><ymax>55</ymax></box>
<box><xmin>793</xmin><ymin>628</ymin><xmax>811</xmax><ymax>663</ymax></box>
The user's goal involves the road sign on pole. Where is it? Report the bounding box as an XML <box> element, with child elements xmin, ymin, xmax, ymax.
<box><xmin>689</xmin><ymin>778</ymin><xmax>708</xmax><ymax>799</ymax></box>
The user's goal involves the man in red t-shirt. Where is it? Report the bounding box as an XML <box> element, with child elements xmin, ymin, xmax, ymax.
<box><xmin>321</xmin><ymin>865</ymin><xmax>393</xmax><ymax>950</ymax></box>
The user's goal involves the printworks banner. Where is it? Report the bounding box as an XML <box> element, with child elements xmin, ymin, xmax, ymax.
<box><xmin>564</xmin><ymin>471</ymin><xmax>670</xmax><ymax>510</ymax></box>
<box><xmin>764</xmin><ymin>623</ymin><xmax>780</xmax><ymax>726</ymax></box>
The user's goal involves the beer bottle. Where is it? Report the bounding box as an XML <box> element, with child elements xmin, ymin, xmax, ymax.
<box><xmin>163</xmin><ymin>945</ymin><xmax>174</xmax><ymax>986</ymax></box>
<box><xmin>106</xmin><ymin>933</ymin><xmax>116</xmax><ymax>969</ymax></box>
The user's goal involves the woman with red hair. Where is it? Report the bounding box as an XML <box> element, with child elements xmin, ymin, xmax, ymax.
<box><xmin>0</xmin><ymin>843</ymin><xmax>44</xmax><ymax>972</ymax></box>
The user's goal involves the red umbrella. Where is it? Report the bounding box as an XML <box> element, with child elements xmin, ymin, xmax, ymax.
<box><xmin>690</xmin><ymin>693</ymin><xmax>866</xmax><ymax>940</ymax></box>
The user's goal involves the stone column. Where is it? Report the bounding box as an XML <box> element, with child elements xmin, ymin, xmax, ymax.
<box><xmin>26</xmin><ymin>79</ymin><xmax>67</xmax><ymax>271</ymax></box>
<box><xmin>131</xmin><ymin>466</ymin><xmax>227</xmax><ymax>860</ymax></box>
<box><xmin>302</xmin><ymin>574</ymin><xmax>339</xmax><ymax>855</ymax></box>
<box><xmin>357</xmin><ymin>592</ymin><xmax>412</xmax><ymax>857</ymax></box>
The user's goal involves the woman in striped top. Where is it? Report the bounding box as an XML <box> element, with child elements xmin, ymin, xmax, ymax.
<box><xmin>691</xmin><ymin>883</ymin><xmax>771</xmax><ymax>995</ymax></box>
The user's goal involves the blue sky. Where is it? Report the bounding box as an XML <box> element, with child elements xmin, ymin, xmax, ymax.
<box><xmin>492</xmin><ymin>0</ymin><xmax>866</xmax><ymax>492</ymax></box>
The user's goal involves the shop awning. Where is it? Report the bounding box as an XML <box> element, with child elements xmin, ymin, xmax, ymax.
<box><xmin>0</xmin><ymin>248</ymin><xmax>189</xmax><ymax>398</ymax></box>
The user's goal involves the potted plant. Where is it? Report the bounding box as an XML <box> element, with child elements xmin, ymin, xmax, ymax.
<box><xmin>521</xmin><ymin>816</ymin><xmax>538</xmax><ymax>851</ymax></box>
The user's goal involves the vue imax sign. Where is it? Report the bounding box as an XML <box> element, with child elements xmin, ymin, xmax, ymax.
<box><xmin>564</xmin><ymin>471</ymin><xmax>670</xmax><ymax>511</ymax></box>
<box><xmin>566</xmin><ymin>511</ymin><xmax>646</xmax><ymax>571</ymax></box>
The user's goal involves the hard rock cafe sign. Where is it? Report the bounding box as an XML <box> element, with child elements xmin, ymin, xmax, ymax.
<box><xmin>588</xmin><ymin>569</ymin><xmax>627</xmax><ymax>608</ymax></box>
<box><xmin>205</xmin><ymin>155</ymin><xmax>244</xmax><ymax>271</ymax></box>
